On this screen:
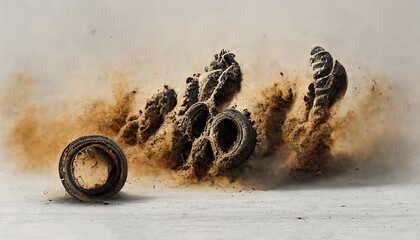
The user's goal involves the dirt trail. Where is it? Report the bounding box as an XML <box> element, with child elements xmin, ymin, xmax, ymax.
<box><xmin>0</xmin><ymin>54</ymin><xmax>405</xmax><ymax>188</ymax></box>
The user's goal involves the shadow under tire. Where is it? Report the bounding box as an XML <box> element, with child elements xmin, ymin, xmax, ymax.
<box><xmin>59</xmin><ymin>135</ymin><xmax>128</xmax><ymax>201</ymax></box>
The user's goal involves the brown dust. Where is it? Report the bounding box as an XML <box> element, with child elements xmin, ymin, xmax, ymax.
<box><xmin>0</xmin><ymin>71</ymin><xmax>404</xmax><ymax>189</ymax></box>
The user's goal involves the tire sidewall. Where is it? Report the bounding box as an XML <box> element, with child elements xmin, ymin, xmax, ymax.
<box><xmin>59</xmin><ymin>135</ymin><xmax>128</xmax><ymax>201</ymax></box>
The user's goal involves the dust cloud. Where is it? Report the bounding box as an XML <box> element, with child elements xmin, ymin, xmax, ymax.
<box><xmin>239</xmin><ymin>74</ymin><xmax>406</xmax><ymax>188</ymax></box>
<box><xmin>0</xmin><ymin>67</ymin><xmax>412</xmax><ymax>188</ymax></box>
<box><xmin>0</xmin><ymin>1</ymin><xmax>419</xmax><ymax>188</ymax></box>
<box><xmin>0</xmin><ymin>72</ymin><xmax>135</xmax><ymax>173</ymax></box>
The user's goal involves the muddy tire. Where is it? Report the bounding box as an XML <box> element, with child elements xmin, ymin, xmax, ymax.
<box><xmin>58</xmin><ymin>135</ymin><xmax>128</xmax><ymax>201</ymax></box>
<box><xmin>181</xmin><ymin>102</ymin><xmax>211</xmax><ymax>140</ymax></box>
<box><xmin>209</xmin><ymin>108</ymin><xmax>256</xmax><ymax>171</ymax></box>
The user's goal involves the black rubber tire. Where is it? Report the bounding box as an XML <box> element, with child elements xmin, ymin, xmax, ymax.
<box><xmin>209</xmin><ymin>108</ymin><xmax>256</xmax><ymax>170</ymax></box>
<box><xmin>181</xmin><ymin>102</ymin><xmax>211</xmax><ymax>140</ymax></box>
<box><xmin>58</xmin><ymin>135</ymin><xmax>128</xmax><ymax>201</ymax></box>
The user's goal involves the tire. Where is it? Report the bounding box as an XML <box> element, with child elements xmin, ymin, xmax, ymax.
<box><xmin>58</xmin><ymin>135</ymin><xmax>128</xmax><ymax>201</ymax></box>
<box><xmin>181</xmin><ymin>102</ymin><xmax>211</xmax><ymax>140</ymax></box>
<box><xmin>209</xmin><ymin>108</ymin><xmax>256</xmax><ymax>170</ymax></box>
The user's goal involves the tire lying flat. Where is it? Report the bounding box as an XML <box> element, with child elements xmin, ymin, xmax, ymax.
<box><xmin>59</xmin><ymin>135</ymin><xmax>127</xmax><ymax>201</ymax></box>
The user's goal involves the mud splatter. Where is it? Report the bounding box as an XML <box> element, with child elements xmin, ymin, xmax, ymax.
<box><xmin>0</xmin><ymin>66</ymin><xmax>408</xmax><ymax>189</ymax></box>
<box><xmin>251</xmin><ymin>82</ymin><xmax>295</xmax><ymax>157</ymax></box>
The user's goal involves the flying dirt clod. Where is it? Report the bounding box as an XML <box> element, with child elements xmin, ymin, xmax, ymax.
<box><xmin>178</xmin><ymin>75</ymin><xmax>199</xmax><ymax>116</ymax></box>
<box><xmin>120</xmin><ymin>85</ymin><xmax>177</xmax><ymax>145</ymax></box>
<box><xmin>198</xmin><ymin>50</ymin><xmax>242</xmax><ymax>115</ymax></box>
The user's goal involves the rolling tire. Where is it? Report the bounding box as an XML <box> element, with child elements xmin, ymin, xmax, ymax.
<box><xmin>209</xmin><ymin>108</ymin><xmax>256</xmax><ymax>170</ymax></box>
<box><xmin>182</xmin><ymin>102</ymin><xmax>211</xmax><ymax>140</ymax></box>
<box><xmin>59</xmin><ymin>135</ymin><xmax>128</xmax><ymax>201</ymax></box>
